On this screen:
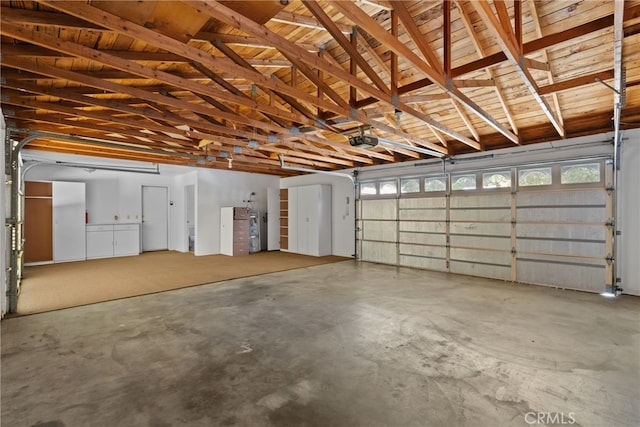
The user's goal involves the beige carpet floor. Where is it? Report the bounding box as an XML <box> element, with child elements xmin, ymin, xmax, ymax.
<box><xmin>17</xmin><ymin>251</ymin><xmax>349</xmax><ymax>315</ymax></box>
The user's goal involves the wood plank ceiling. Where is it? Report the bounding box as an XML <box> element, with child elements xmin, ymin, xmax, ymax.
<box><xmin>1</xmin><ymin>0</ymin><xmax>639</xmax><ymax>175</ymax></box>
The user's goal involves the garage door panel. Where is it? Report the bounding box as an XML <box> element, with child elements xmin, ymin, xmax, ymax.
<box><xmin>362</xmin><ymin>221</ymin><xmax>397</xmax><ymax>242</ymax></box>
<box><xmin>517</xmin><ymin>190</ymin><xmax>605</xmax><ymax>206</ymax></box>
<box><xmin>450</xmin><ymin>261</ymin><xmax>511</xmax><ymax>280</ymax></box>
<box><xmin>450</xmin><ymin>208</ymin><xmax>512</xmax><ymax>222</ymax></box>
<box><xmin>517</xmin><ymin>207</ymin><xmax>605</xmax><ymax>223</ymax></box>
<box><xmin>399</xmin><ymin>197</ymin><xmax>446</xmax><ymax>209</ymax></box>
<box><xmin>399</xmin><ymin>209</ymin><xmax>446</xmax><ymax>221</ymax></box>
<box><xmin>517</xmin><ymin>240</ymin><xmax>604</xmax><ymax>258</ymax></box>
<box><xmin>361</xmin><ymin>199</ymin><xmax>397</xmax><ymax>220</ymax></box>
<box><xmin>399</xmin><ymin>243</ymin><xmax>446</xmax><ymax>258</ymax></box>
<box><xmin>450</xmin><ymin>222</ymin><xmax>511</xmax><ymax>236</ymax></box>
<box><xmin>516</xmin><ymin>256</ymin><xmax>605</xmax><ymax>292</ymax></box>
<box><xmin>399</xmin><ymin>232</ymin><xmax>447</xmax><ymax>246</ymax></box>
<box><xmin>450</xmin><ymin>247</ymin><xmax>511</xmax><ymax>266</ymax></box>
<box><xmin>451</xmin><ymin>194</ymin><xmax>511</xmax><ymax>208</ymax></box>
<box><xmin>400</xmin><ymin>221</ymin><xmax>446</xmax><ymax>234</ymax></box>
<box><xmin>400</xmin><ymin>255</ymin><xmax>447</xmax><ymax>271</ymax></box>
<box><xmin>516</xmin><ymin>224</ymin><xmax>605</xmax><ymax>240</ymax></box>
<box><xmin>361</xmin><ymin>241</ymin><xmax>396</xmax><ymax>264</ymax></box>
<box><xmin>450</xmin><ymin>235</ymin><xmax>511</xmax><ymax>251</ymax></box>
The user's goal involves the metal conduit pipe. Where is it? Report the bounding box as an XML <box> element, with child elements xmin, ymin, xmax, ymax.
<box><xmin>608</xmin><ymin>0</ymin><xmax>625</xmax><ymax>296</ymax></box>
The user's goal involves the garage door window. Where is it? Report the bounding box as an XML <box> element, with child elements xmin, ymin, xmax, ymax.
<box><xmin>360</xmin><ymin>182</ymin><xmax>377</xmax><ymax>196</ymax></box>
<box><xmin>483</xmin><ymin>171</ymin><xmax>511</xmax><ymax>189</ymax></box>
<box><xmin>379</xmin><ymin>180</ymin><xmax>398</xmax><ymax>195</ymax></box>
<box><xmin>400</xmin><ymin>178</ymin><xmax>420</xmax><ymax>194</ymax></box>
<box><xmin>561</xmin><ymin>163</ymin><xmax>600</xmax><ymax>184</ymax></box>
<box><xmin>424</xmin><ymin>177</ymin><xmax>447</xmax><ymax>192</ymax></box>
<box><xmin>451</xmin><ymin>174</ymin><xmax>476</xmax><ymax>191</ymax></box>
<box><xmin>518</xmin><ymin>167</ymin><xmax>552</xmax><ymax>187</ymax></box>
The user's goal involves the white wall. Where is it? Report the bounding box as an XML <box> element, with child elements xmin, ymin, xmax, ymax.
<box><xmin>281</xmin><ymin>174</ymin><xmax>356</xmax><ymax>258</ymax></box>
<box><xmin>1</xmin><ymin>113</ymin><xmax>7</xmax><ymax>317</ymax></box>
<box><xmin>23</xmin><ymin>152</ymin><xmax>186</xmax><ymax>252</ymax></box>
<box><xmin>195</xmin><ymin>168</ymin><xmax>279</xmax><ymax>255</ymax></box>
<box><xmin>618</xmin><ymin>128</ymin><xmax>640</xmax><ymax>295</ymax></box>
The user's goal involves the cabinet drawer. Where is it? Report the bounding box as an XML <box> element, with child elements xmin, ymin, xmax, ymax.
<box><xmin>114</xmin><ymin>224</ymin><xmax>139</xmax><ymax>231</ymax></box>
<box><xmin>87</xmin><ymin>225</ymin><xmax>113</xmax><ymax>232</ymax></box>
<box><xmin>234</xmin><ymin>208</ymin><xmax>251</xmax><ymax>219</ymax></box>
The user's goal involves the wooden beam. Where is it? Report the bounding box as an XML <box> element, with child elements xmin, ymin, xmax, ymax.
<box><xmin>271</xmin><ymin>10</ymin><xmax>352</xmax><ymax>34</ymax></box>
<box><xmin>351</xmin><ymin>5</ymin><xmax>640</xmax><ymax>111</ymax></box>
<box><xmin>457</xmin><ymin>0</ymin><xmax>518</xmax><ymax>136</ymax></box>
<box><xmin>331</xmin><ymin>1</ymin><xmax>516</xmax><ymax>145</ymax></box>
<box><xmin>444</xmin><ymin>0</ymin><xmax>452</xmax><ymax>76</ymax></box>
<box><xmin>390</xmin><ymin>1</ymin><xmax>442</xmax><ymax>72</ymax></box>
<box><xmin>185</xmin><ymin>0</ymin><xmax>453</xmax><ymax>153</ymax></box>
<box><xmin>0</xmin><ymin>22</ymin><xmax>310</xmax><ymax>129</ymax></box>
<box><xmin>0</xmin><ymin>6</ymin><xmax>104</xmax><ymax>30</ymax></box>
<box><xmin>303</xmin><ymin>0</ymin><xmax>390</xmax><ymax>95</ymax></box>
<box><xmin>537</xmin><ymin>70</ymin><xmax>615</xmax><ymax>96</ymax></box>
<box><xmin>528</xmin><ymin>0</ymin><xmax>564</xmax><ymax>131</ymax></box>
<box><xmin>193</xmin><ymin>32</ymin><xmax>319</xmax><ymax>52</ymax></box>
<box><xmin>471</xmin><ymin>1</ymin><xmax>565</xmax><ymax>138</ymax></box>
<box><xmin>36</xmin><ymin>1</ymin><xmax>342</xmax><ymax>117</ymax></box>
<box><xmin>0</xmin><ymin>64</ymin><xmax>290</xmax><ymax>145</ymax></box>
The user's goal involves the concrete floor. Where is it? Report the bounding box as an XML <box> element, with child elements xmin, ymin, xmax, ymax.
<box><xmin>2</xmin><ymin>261</ymin><xmax>639</xmax><ymax>427</ymax></box>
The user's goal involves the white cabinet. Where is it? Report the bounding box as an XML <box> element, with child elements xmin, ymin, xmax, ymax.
<box><xmin>114</xmin><ymin>224</ymin><xmax>140</xmax><ymax>257</ymax></box>
<box><xmin>53</xmin><ymin>181</ymin><xmax>86</xmax><ymax>262</ymax></box>
<box><xmin>86</xmin><ymin>225</ymin><xmax>114</xmax><ymax>259</ymax></box>
<box><xmin>288</xmin><ymin>185</ymin><xmax>332</xmax><ymax>256</ymax></box>
<box><xmin>86</xmin><ymin>224</ymin><xmax>140</xmax><ymax>259</ymax></box>
<box><xmin>220</xmin><ymin>207</ymin><xmax>250</xmax><ymax>256</ymax></box>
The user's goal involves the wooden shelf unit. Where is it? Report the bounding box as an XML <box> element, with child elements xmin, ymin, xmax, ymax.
<box><xmin>280</xmin><ymin>188</ymin><xmax>288</xmax><ymax>250</ymax></box>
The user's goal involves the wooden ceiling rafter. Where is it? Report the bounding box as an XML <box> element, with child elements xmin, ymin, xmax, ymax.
<box><xmin>0</xmin><ymin>22</ymin><xmax>310</xmax><ymax>131</ymax></box>
<box><xmin>303</xmin><ymin>0</ymin><xmax>390</xmax><ymax>96</ymax></box>
<box><xmin>528</xmin><ymin>0</ymin><xmax>565</xmax><ymax>132</ymax></box>
<box><xmin>208</xmin><ymin>39</ymin><xmax>336</xmax><ymax>132</ymax></box>
<box><xmin>352</xmin><ymin>5</ymin><xmax>640</xmax><ymax>112</ymax></box>
<box><xmin>6</xmin><ymin>114</ymin><xmax>201</xmax><ymax>157</ymax></box>
<box><xmin>188</xmin><ymin>59</ymin><xmax>289</xmax><ymax>129</ymax></box>
<box><xmin>471</xmin><ymin>1</ymin><xmax>565</xmax><ymax>138</ymax></box>
<box><xmin>456</xmin><ymin>0</ymin><xmax>518</xmax><ymax>136</ymax></box>
<box><xmin>0</xmin><ymin>54</ymin><xmax>293</xmax><ymax>140</ymax></box>
<box><xmin>391</xmin><ymin>0</ymin><xmax>443</xmax><ymax>73</ymax></box>
<box><xmin>35</xmin><ymin>1</ymin><xmax>346</xmax><ymax>117</ymax></box>
<box><xmin>1</xmin><ymin>1</ymin><xmax>638</xmax><ymax>174</ymax></box>
<box><xmin>330</xmin><ymin>0</ymin><xmax>517</xmax><ymax>146</ymax></box>
<box><xmin>184</xmin><ymin>0</ymin><xmax>455</xmax><ymax>155</ymax></box>
<box><xmin>271</xmin><ymin>9</ymin><xmax>352</xmax><ymax>34</ymax></box>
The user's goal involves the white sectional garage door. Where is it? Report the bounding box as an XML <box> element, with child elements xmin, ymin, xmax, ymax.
<box><xmin>357</xmin><ymin>199</ymin><xmax>397</xmax><ymax>264</ymax></box>
<box><xmin>356</xmin><ymin>160</ymin><xmax>612</xmax><ymax>293</ymax></box>
<box><xmin>515</xmin><ymin>188</ymin><xmax>610</xmax><ymax>292</ymax></box>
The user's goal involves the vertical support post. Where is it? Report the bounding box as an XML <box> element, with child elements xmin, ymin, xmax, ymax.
<box><xmin>443</xmin><ymin>0</ymin><xmax>452</xmax><ymax>76</ymax></box>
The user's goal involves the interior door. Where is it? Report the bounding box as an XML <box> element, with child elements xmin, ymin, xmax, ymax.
<box><xmin>24</xmin><ymin>181</ymin><xmax>53</xmax><ymax>263</ymax></box>
<box><xmin>185</xmin><ymin>184</ymin><xmax>195</xmax><ymax>252</ymax></box>
<box><xmin>142</xmin><ymin>186</ymin><xmax>168</xmax><ymax>252</ymax></box>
